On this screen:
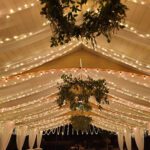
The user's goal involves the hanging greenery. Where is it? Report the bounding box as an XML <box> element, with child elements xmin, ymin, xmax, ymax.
<box><xmin>40</xmin><ymin>0</ymin><xmax>128</xmax><ymax>47</ymax></box>
<box><xmin>70</xmin><ymin>115</ymin><xmax>92</xmax><ymax>131</ymax></box>
<box><xmin>57</xmin><ymin>74</ymin><xmax>109</xmax><ymax>131</ymax></box>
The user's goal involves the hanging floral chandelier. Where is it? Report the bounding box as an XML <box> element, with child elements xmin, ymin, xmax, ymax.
<box><xmin>40</xmin><ymin>0</ymin><xmax>128</xmax><ymax>47</ymax></box>
<box><xmin>57</xmin><ymin>74</ymin><xmax>109</xmax><ymax>131</ymax></box>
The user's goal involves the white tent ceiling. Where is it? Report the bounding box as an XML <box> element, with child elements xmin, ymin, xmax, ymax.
<box><xmin>0</xmin><ymin>68</ymin><xmax>149</xmax><ymax>133</ymax></box>
<box><xmin>0</xmin><ymin>0</ymin><xmax>150</xmax><ymax>134</ymax></box>
<box><xmin>0</xmin><ymin>0</ymin><xmax>150</xmax><ymax>76</ymax></box>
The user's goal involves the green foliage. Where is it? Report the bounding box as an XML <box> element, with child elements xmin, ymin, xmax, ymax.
<box><xmin>70</xmin><ymin>115</ymin><xmax>92</xmax><ymax>131</ymax></box>
<box><xmin>57</xmin><ymin>74</ymin><xmax>109</xmax><ymax>111</ymax></box>
<box><xmin>40</xmin><ymin>0</ymin><xmax>128</xmax><ymax>47</ymax></box>
<box><xmin>56</xmin><ymin>74</ymin><xmax>109</xmax><ymax>131</ymax></box>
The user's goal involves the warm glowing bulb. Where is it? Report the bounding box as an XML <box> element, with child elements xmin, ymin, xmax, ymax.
<box><xmin>87</xmin><ymin>8</ymin><xmax>91</xmax><ymax>12</ymax></box>
<box><xmin>31</xmin><ymin>3</ymin><xmax>35</xmax><ymax>7</ymax></box>
<box><xmin>146</xmin><ymin>34</ymin><xmax>150</xmax><ymax>37</ymax></box>
<box><xmin>18</xmin><ymin>7</ymin><xmax>22</xmax><ymax>11</ymax></box>
<box><xmin>6</xmin><ymin>15</ymin><xmax>10</xmax><ymax>19</ymax></box>
<box><xmin>29</xmin><ymin>32</ymin><xmax>33</xmax><ymax>36</ymax></box>
<box><xmin>5</xmin><ymin>38</ymin><xmax>10</xmax><ymax>41</ymax></box>
<box><xmin>10</xmin><ymin>9</ymin><xmax>14</xmax><ymax>14</ymax></box>
<box><xmin>132</xmin><ymin>0</ymin><xmax>137</xmax><ymax>3</ymax></box>
<box><xmin>24</xmin><ymin>4</ymin><xmax>28</xmax><ymax>8</ymax></box>
<box><xmin>23</xmin><ymin>35</ymin><xmax>27</xmax><ymax>38</ymax></box>
<box><xmin>141</xmin><ymin>1</ymin><xmax>145</xmax><ymax>5</ymax></box>
<box><xmin>125</xmin><ymin>24</ymin><xmax>129</xmax><ymax>28</ymax></box>
<box><xmin>42</xmin><ymin>22</ymin><xmax>46</xmax><ymax>26</ymax></box>
<box><xmin>138</xmin><ymin>34</ymin><xmax>144</xmax><ymax>38</ymax></box>
<box><xmin>121</xmin><ymin>55</ymin><xmax>125</xmax><ymax>58</ymax></box>
<box><xmin>13</xmin><ymin>36</ymin><xmax>18</xmax><ymax>39</ymax></box>
<box><xmin>130</xmin><ymin>27</ymin><xmax>134</xmax><ymax>31</ymax></box>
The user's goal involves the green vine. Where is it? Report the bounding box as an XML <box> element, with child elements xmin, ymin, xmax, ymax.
<box><xmin>70</xmin><ymin>115</ymin><xmax>92</xmax><ymax>131</ymax></box>
<box><xmin>57</xmin><ymin>74</ymin><xmax>109</xmax><ymax>131</ymax></box>
<box><xmin>40</xmin><ymin>0</ymin><xmax>128</xmax><ymax>47</ymax></box>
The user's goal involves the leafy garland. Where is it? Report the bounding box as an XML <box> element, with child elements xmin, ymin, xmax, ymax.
<box><xmin>40</xmin><ymin>0</ymin><xmax>128</xmax><ymax>47</ymax></box>
<box><xmin>70</xmin><ymin>115</ymin><xmax>92</xmax><ymax>131</ymax></box>
<box><xmin>57</xmin><ymin>74</ymin><xmax>109</xmax><ymax>131</ymax></box>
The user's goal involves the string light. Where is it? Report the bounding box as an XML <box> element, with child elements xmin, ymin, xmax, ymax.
<box><xmin>0</xmin><ymin>69</ymin><xmax>149</xmax><ymax>106</ymax></box>
<box><xmin>0</xmin><ymin>69</ymin><xmax>75</xmax><ymax>87</ymax></box>
<box><xmin>123</xmin><ymin>22</ymin><xmax>150</xmax><ymax>39</ymax></box>
<box><xmin>0</xmin><ymin>99</ymin><xmax>59</xmax><ymax>121</ymax></box>
<box><xmin>40</xmin><ymin>120</ymin><xmax>70</xmax><ymax>131</ymax></box>
<box><xmin>0</xmin><ymin>82</ymin><xmax>57</xmax><ymax>104</ymax></box>
<box><xmin>0</xmin><ymin>0</ymin><xmax>149</xmax><ymax>134</ymax></box>
<box><xmin>0</xmin><ymin>25</ymin><xmax>148</xmax><ymax>76</ymax></box>
<box><xmin>0</xmin><ymin>30</ymin><xmax>39</xmax><ymax>45</ymax></box>
<box><xmin>129</xmin><ymin>0</ymin><xmax>147</xmax><ymax>5</ymax></box>
<box><xmin>92</xmin><ymin>121</ymin><xmax>118</xmax><ymax>133</ymax></box>
<box><xmin>0</xmin><ymin>69</ymin><xmax>149</xmax><ymax>133</ymax></box>
<box><xmin>2</xmin><ymin>0</ymin><xmax>147</xmax><ymax>20</ymax></box>
<box><xmin>0</xmin><ymin>93</ymin><xmax>57</xmax><ymax>113</ymax></box>
<box><xmin>92</xmin><ymin>108</ymin><xmax>147</xmax><ymax>129</ymax></box>
<box><xmin>0</xmin><ymin>24</ymin><xmax>150</xmax><ymax>67</ymax></box>
<box><xmin>9</xmin><ymin>9</ymin><xmax>14</xmax><ymax>14</ymax></box>
<box><xmin>25</xmin><ymin>113</ymin><xmax>70</xmax><ymax>128</ymax></box>
<box><xmin>0</xmin><ymin>0</ymin><xmax>148</xmax><ymax>52</ymax></box>
<box><xmin>0</xmin><ymin>42</ymin><xmax>80</xmax><ymax>77</ymax></box>
<box><xmin>17</xmin><ymin>7</ymin><xmax>22</xmax><ymax>11</ymax></box>
<box><xmin>5</xmin><ymin>38</ymin><xmax>10</xmax><ymax>41</ymax></box>
<box><xmin>109</xmin><ymin>96</ymin><xmax>150</xmax><ymax>118</ymax></box>
<box><xmin>108</xmin><ymin>82</ymin><xmax>149</xmax><ymax>103</ymax></box>
<box><xmin>103</xmin><ymin>101</ymin><xmax>150</xmax><ymax>121</ymax></box>
<box><xmin>6</xmin><ymin>15</ymin><xmax>10</xmax><ymax>19</ymax></box>
<box><xmin>92</xmin><ymin>117</ymin><xmax>131</xmax><ymax>133</ymax></box>
<box><xmin>16</xmin><ymin>108</ymin><xmax>70</xmax><ymax>126</ymax></box>
<box><xmin>83</xmin><ymin>42</ymin><xmax>150</xmax><ymax>74</ymax></box>
<box><xmin>0</xmin><ymin>40</ymin><xmax>149</xmax><ymax>78</ymax></box>
<box><xmin>4</xmin><ymin>1</ymin><xmax>38</xmax><ymax>19</ymax></box>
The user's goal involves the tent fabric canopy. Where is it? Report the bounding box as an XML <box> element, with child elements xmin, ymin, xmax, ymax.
<box><xmin>0</xmin><ymin>0</ymin><xmax>150</xmax><ymax>135</ymax></box>
<box><xmin>0</xmin><ymin>0</ymin><xmax>150</xmax><ymax>76</ymax></box>
<box><xmin>0</xmin><ymin>68</ymin><xmax>149</xmax><ymax>133</ymax></box>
